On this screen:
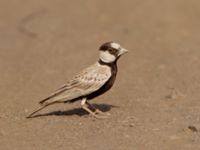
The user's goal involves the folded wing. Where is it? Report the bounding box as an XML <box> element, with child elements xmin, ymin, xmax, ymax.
<box><xmin>39</xmin><ymin>63</ymin><xmax>111</xmax><ymax>105</ymax></box>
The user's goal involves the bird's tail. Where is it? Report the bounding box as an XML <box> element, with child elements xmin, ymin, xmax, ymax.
<box><xmin>39</xmin><ymin>94</ymin><xmax>57</xmax><ymax>104</ymax></box>
<box><xmin>26</xmin><ymin>101</ymin><xmax>60</xmax><ymax>119</ymax></box>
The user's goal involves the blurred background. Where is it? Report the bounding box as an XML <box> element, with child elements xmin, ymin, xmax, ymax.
<box><xmin>0</xmin><ymin>0</ymin><xmax>200</xmax><ymax>150</ymax></box>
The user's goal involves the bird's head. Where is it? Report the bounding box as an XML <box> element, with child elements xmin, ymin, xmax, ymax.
<box><xmin>99</xmin><ymin>42</ymin><xmax>128</xmax><ymax>63</ymax></box>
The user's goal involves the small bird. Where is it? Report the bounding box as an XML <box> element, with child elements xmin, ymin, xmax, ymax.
<box><xmin>27</xmin><ymin>42</ymin><xmax>128</xmax><ymax>119</ymax></box>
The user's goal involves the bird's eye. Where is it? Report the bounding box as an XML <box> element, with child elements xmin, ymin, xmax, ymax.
<box><xmin>108</xmin><ymin>48</ymin><xmax>116</xmax><ymax>54</ymax></box>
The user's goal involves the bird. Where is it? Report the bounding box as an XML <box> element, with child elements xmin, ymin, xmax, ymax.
<box><xmin>26</xmin><ymin>42</ymin><xmax>128</xmax><ymax>119</ymax></box>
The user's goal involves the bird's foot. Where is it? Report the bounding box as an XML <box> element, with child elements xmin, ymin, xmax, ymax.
<box><xmin>81</xmin><ymin>99</ymin><xmax>109</xmax><ymax>119</ymax></box>
<box><xmin>89</xmin><ymin>113</ymin><xmax>109</xmax><ymax>119</ymax></box>
<box><xmin>94</xmin><ymin>109</ymin><xmax>111</xmax><ymax>116</ymax></box>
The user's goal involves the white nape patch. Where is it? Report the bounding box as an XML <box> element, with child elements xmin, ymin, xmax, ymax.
<box><xmin>110</xmin><ymin>42</ymin><xmax>120</xmax><ymax>49</ymax></box>
<box><xmin>99</xmin><ymin>51</ymin><xmax>116</xmax><ymax>63</ymax></box>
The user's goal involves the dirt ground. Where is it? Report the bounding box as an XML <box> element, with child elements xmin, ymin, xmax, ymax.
<box><xmin>1</xmin><ymin>0</ymin><xmax>200</xmax><ymax>150</ymax></box>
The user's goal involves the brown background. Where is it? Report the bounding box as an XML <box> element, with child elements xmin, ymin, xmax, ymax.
<box><xmin>0</xmin><ymin>0</ymin><xmax>200</xmax><ymax>150</ymax></box>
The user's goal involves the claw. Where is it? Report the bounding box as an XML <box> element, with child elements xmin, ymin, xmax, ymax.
<box><xmin>90</xmin><ymin>113</ymin><xmax>109</xmax><ymax>119</ymax></box>
<box><xmin>94</xmin><ymin>109</ymin><xmax>111</xmax><ymax>116</ymax></box>
<box><xmin>81</xmin><ymin>98</ymin><xmax>109</xmax><ymax>119</ymax></box>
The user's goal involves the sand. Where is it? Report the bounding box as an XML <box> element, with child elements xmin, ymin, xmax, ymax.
<box><xmin>0</xmin><ymin>0</ymin><xmax>200</xmax><ymax>150</ymax></box>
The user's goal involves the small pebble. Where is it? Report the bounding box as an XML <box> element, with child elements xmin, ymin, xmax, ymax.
<box><xmin>129</xmin><ymin>123</ymin><xmax>135</xmax><ymax>127</ymax></box>
<box><xmin>188</xmin><ymin>125</ymin><xmax>198</xmax><ymax>132</ymax></box>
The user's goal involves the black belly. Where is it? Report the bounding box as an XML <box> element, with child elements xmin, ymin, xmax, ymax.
<box><xmin>67</xmin><ymin>61</ymin><xmax>118</xmax><ymax>103</ymax></box>
<box><xmin>87</xmin><ymin>62</ymin><xmax>117</xmax><ymax>100</ymax></box>
<box><xmin>86</xmin><ymin>73</ymin><xmax>117</xmax><ymax>100</ymax></box>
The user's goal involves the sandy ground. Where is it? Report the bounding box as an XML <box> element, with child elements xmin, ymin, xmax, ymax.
<box><xmin>1</xmin><ymin>0</ymin><xmax>200</xmax><ymax>150</ymax></box>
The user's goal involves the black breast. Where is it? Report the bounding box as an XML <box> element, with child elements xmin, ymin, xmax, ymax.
<box><xmin>86</xmin><ymin>60</ymin><xmax>118</xmax><ymax>100</ymax></box>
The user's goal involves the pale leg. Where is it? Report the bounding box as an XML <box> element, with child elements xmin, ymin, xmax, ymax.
<box><xmin>86</xmin><ymin>101</ymin><xmax>110</xmax><ymax>116</ymax></box>
<box><xmin>81</xmin><ymin>98</ymin><xmax>108</xmax><ymax>119</ymax></box>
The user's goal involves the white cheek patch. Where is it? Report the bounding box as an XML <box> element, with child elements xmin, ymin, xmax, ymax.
<box><xmin>99</xmin><ymin>51</ymin><xmax>116</xmax><ymax>63</ymax></box>
<box><xmin>111</xmin><ymin>43</ymin><xmax>120</xmax><ymax>49</ymax></box>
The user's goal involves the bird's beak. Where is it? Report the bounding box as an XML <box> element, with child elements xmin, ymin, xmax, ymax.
<box><xmin>118</xmin><ymin>47</ymin><xmax>128</xmax><ymax>56</ymax></box>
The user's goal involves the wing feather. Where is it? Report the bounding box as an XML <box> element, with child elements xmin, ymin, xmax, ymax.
<box><xmin>40</xmin><ymin>63</ymin><xmax>111</xmax><ymax>104</ymax></box>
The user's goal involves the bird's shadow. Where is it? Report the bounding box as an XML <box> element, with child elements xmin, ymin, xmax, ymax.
<box><xmin>29</xmin><ymin>103</ymin><xmax>118</xmax><ymax>118</ymax></box>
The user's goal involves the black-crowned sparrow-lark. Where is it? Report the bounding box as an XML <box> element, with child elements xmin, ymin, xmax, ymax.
<box><xmin>27</xmin><ymin>42</ymin><xmax>128</xmax><ymax>119</ymax></box>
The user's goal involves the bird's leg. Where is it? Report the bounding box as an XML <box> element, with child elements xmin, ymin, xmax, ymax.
<box><xmin>81</xmin><ymin>98</ymin><xmax>107</xmax><ymax>119</ymax></box>
<box><xmin>85</xmin><ymin>101</ymin><xmax>97</xmax><ymax>111</ymax></box>
<box><xmin>86</xmin><ymin>101</ymin><xmax>111</xmax><ymax>116</ymax></box>
<box><xmin>81</xmin><ymin>98</ymin><xmax>97</xmax><ymax>117</ymax></box>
